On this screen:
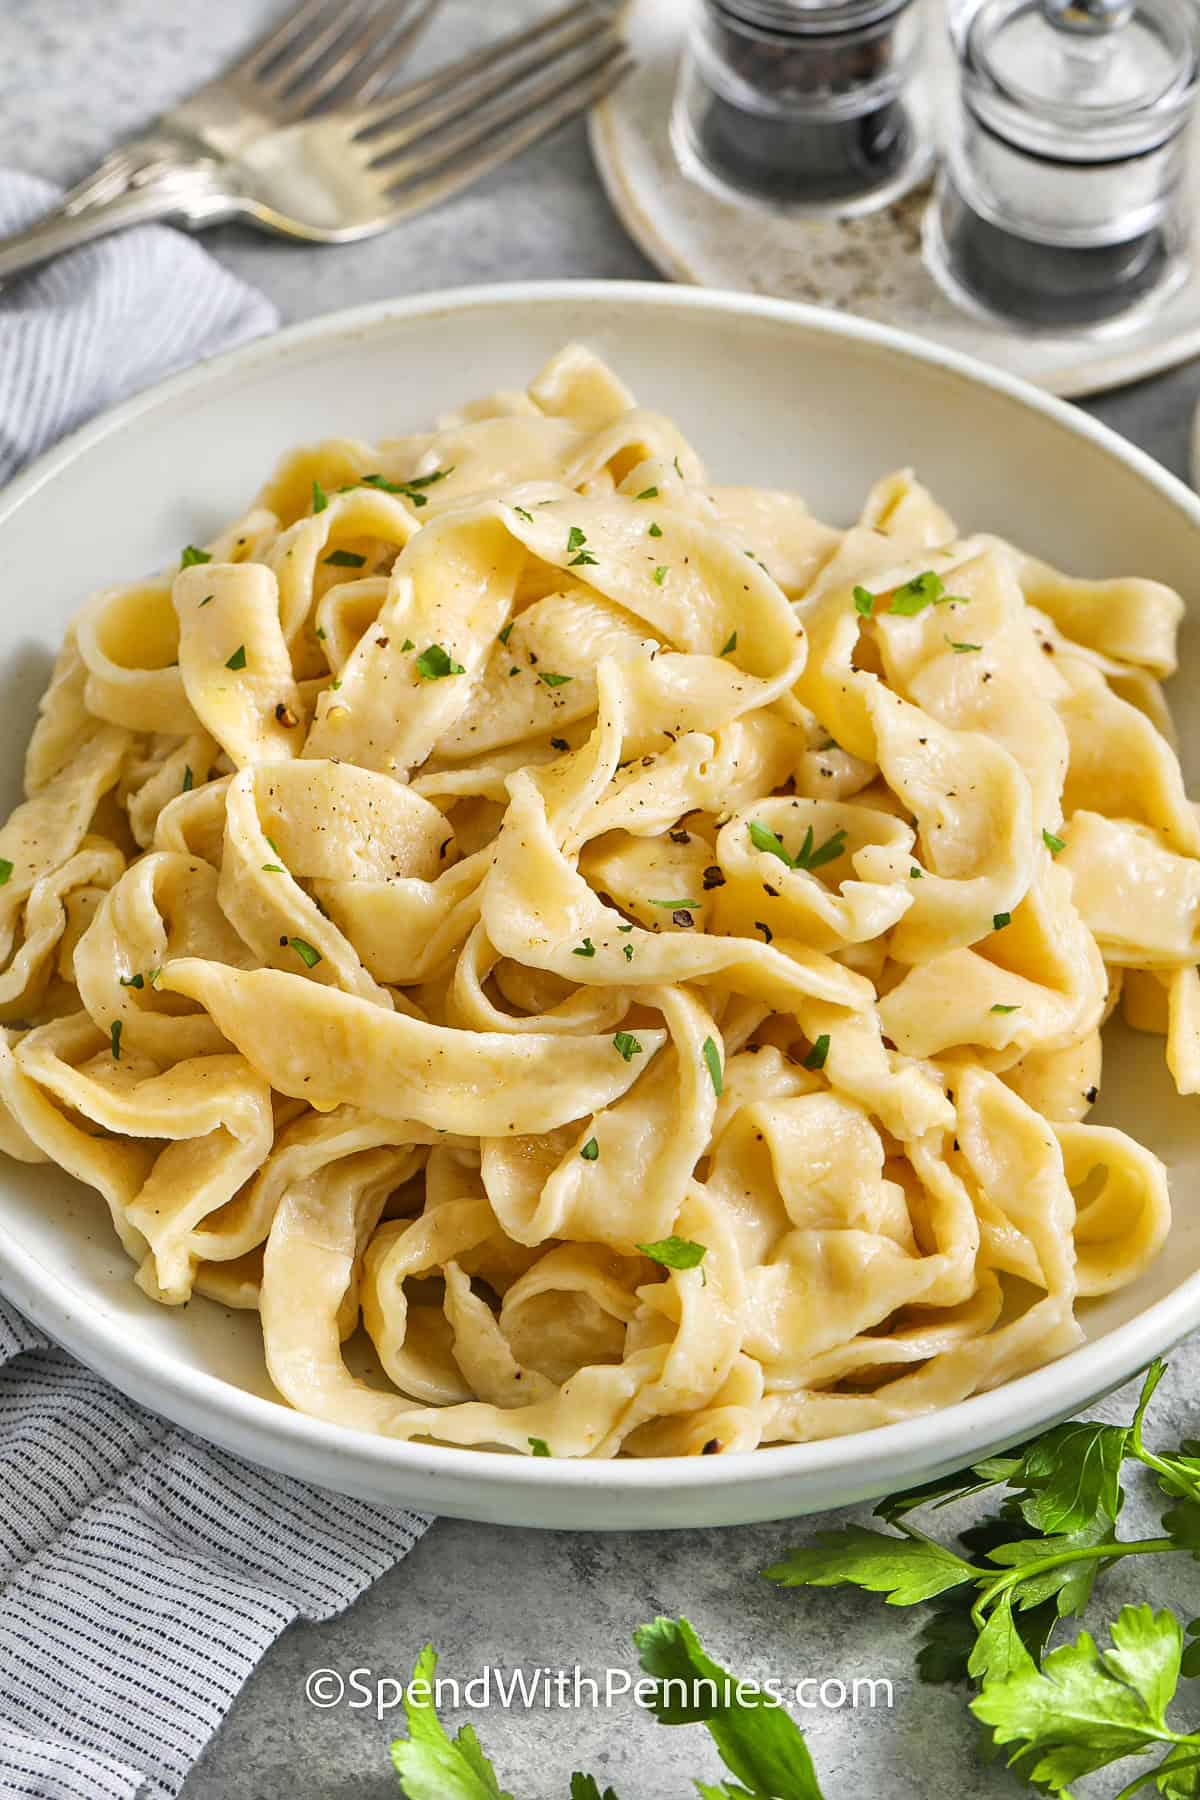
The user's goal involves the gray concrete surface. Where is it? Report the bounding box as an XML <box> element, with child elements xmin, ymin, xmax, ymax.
<box><xmin>5</xmin><ymin>2</ymin><xmax>1200</xmax><ymax>1795</ymax></box>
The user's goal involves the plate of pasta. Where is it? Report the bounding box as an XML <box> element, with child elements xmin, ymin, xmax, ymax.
<box><xmin>0</xmin><ymin>281</ymin><xmax>1198</xmax><ymax>1528</ymax></box>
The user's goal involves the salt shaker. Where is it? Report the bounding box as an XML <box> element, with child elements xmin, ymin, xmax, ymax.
<box><xmin>926</xmin><ymin>0</ymin><xmax>1200</xmax><ymax>328</ymax></box>
<box><xmin>671</xmin><ymin>0</ymin><xmax>932</xmax><ymax>215</ymax></box>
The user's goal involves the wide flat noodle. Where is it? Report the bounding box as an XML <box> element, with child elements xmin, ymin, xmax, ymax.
<box><xmin>0</xmin><ymin>341</ymin><xmax>1185</xmax><ymax>1459</ymax></box>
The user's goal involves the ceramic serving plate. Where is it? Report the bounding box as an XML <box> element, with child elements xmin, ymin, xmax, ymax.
<box><xmin>1</xmin><ymin>282</ymin><xmax>1198</xmax><ymax>1529</ymax></box>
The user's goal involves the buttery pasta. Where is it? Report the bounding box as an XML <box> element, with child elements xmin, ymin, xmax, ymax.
<box><xmin>0</xmin><ymin>345</ymin><xmax>1185</xmax><ymax>1457</ymax></box>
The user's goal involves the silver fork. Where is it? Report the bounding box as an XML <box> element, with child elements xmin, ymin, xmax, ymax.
<box><xmin>0</xmin><ymin>1</ymin><xmax>630</xmax><ymax>280</ymax></box>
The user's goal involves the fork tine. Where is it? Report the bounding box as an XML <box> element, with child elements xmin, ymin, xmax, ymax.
<box><xmin>224</xmin><ymin>0</ymin><xmax>334</xmax><ymax>83</ymax></box>
<box><xmin>334</xmin><ymin>0</ymin><xmax>442</xmax><ymax>106</ymax></box>
<box><xmin>358</xmin><ymin>6</ymin><xmax>612</xmax><ymax>160</ymax></box>
<box><xmin>255</xmin><ymin>1</ymin><xmax>378</xmax><ymax>106</ymax></box>
<box><xmin>353</xmin><ymin>0</ymin><xmax>600</xmax><ymax>131</ymax></box>
<box><xmin>383</xmin><ymin>50</ymin><xmax>631</xmax><ymax>223</ymax></box>
<box><xmin>365</xmin><ymin>28</ymin><xmax>621</xmax><ymax>168</ymax></box>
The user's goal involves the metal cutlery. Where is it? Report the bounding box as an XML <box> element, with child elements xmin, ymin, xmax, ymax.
<box><xmin>0</xmin><ymin>1</ymin><xmax>630</xmax><ymax>281</ymax></box>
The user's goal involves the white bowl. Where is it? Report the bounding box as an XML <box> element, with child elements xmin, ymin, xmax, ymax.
<box><xmin>2</xmin><ymin>282</ymin><xmax>1198</xmax><ymax>1530</ymax></box>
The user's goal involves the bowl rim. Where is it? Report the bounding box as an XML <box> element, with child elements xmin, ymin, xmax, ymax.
<box><xmin>3</xmin><ymin>275</ymin><xmax>1199</xmax><ymax>1512</ymax></box>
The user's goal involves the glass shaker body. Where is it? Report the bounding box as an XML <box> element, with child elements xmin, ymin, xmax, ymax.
<box><xmin>672</xmin><ymin>0</ymin><xmax>932</xmax><ymax>216</ymax></box>
<box><xmin>926</xmin><ymin>0</ymin><xmax>1200</xmax><ymax>328</ymax></box>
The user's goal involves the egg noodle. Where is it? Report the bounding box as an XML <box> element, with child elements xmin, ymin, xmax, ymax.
<box><xmin>0</xmin><ymin>345</ymin><xmax>1185</xmax><ymax>1457</ymax></box>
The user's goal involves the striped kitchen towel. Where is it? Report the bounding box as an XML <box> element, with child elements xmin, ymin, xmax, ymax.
<box><xmin>0</xmin><ymin>171</ymin><xmax>433</xmax><ymax>1800</ymax></box>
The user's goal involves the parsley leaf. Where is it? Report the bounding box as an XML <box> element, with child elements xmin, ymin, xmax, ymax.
<box><xmin>649</xmin><ymin>522</ymin><xmax>663</xmax><ymax>538</ymax></box>
<box><xmin>572</xmin><ymin>938</ymin><xmax>596</xmax><ymax>958</ymax></box>
<box><xmin>972</xmin><ymin>1603</ymin><xmax>1184</xmax><ymax>1793</ymax></box>
<box><xmin>289</xmin><ymin>936</ymin><xmax>322</xmax><ymax>968</ymax></box>
<box><xmin>993</xmin><ymin>911</ymin><xmax>1012</xmax><ymax>930</ymax></box>
<box><xmin>538</xmin><ymin>671</ymin><xmax>572</xmax><ymax>688</ymax></box>
<box><xmin>636</xmin><ymin>1237</ymin><xmax>706</xmax><ymax>1271</ymax></box>
<box><xmin>324</xmin><ymin>548</ymin><xmax>367</xmax><ymax>568</ymax></box>
<box><xmin>180</xmin><ymin>545</ymin><xmax>211</xmax><ymax>568</ymax></box>
<box><xmin>311</xmin><ymin>478</ymin><xmax>328</xmax><ymax>514</ymax></box>
<box><xmin>649</xmin><ymin>898</ymin><xmax>699</xmax><ymax>910</ymax></box>
<box><xmin>889</xmin><ymin>570</ymin><xmax>947</xmax><ymax>615</ymax></box>
<box><xmin>225</xmin><ymin>644</ymin><xmax>247</xmax><ymax>671</ymax></box>
<box><xmin>528</xmin><ymin>1436</ymin><xmax>551</xmax><ymax>1457</ymax></box>
<box><xmin>990</xmin><ymin>1003</ymin><xmax>1019</xmax><ymax>1014</ymax></box>
<box><xmin>636</xmin><ymin>486</ymin><xmax>658</xmax><ymax>500</ymax></box>
<box><xmin>701</xmin><ymin>1036</ymin><xmax>723</xmax><ymax>1096</ymax></box>
<box><xmin>390</xmin><ymin>1644</ymin><xmax>516</xmax><ymax>1799</ymax></box>
<box><xmin>0</xmin><ymin>859</ymin><xmax>13</xmax><ymax>887</ymax></box>
<box><xmin>946</xmin><ymin>638</ymin><xmax>981</xmax><ymax>653</ymax></box>
<box><xmin>416</xmin><ymin>644</ymin><xmax>465</xmax><ymax>680</ymax></box>
<box><xmin>513</xmin><ymin>505</ymin><xmax>533</xmax><ymax>524</ymax></box>
<box><xmin>720</xmin><ymin>631</ymin><xmax>737</xmax><ymax>656</ymax></box>
<box><xmin>853</xmin><ymin>585</ymin><xmax>875</xmax><ymax>618</ymax></box>
<box><xmin>580</xmin><ymin>1138</ymin><xmax>600</xmax><ymax>1162</ymax></box>
<box><xmin>803</xmin><ymin>1034</ymin><xmax>830</xmax><ymax>1071</ymax></box>
<box><xmin>110</xmin><ymin>1020</ymin><xmax>122</xmax><ymax>1060</ymax></box>
<box><xmin>652</xmin><ymin>565</ymin><xmax>668</xmax><ymax>586</ymax></box>
<box><xmin>1043</xmin><ymin>827</ymin><xmax>1067</xmax><ymax>855</ymax></box>
<box><xmin>765</xmin><ymin>1526</ymin><xmax>976</xmax><ymax>1607</ymax></box>
<box><xmin>613</xmin><ymin>1031</ymin><xmax>643</xmax><ymax>1062</ymax></box>
<box><xmin>634</xmin><ymin>1616</ymin><xmax>824</xmax><ymax>1800</ymax></box>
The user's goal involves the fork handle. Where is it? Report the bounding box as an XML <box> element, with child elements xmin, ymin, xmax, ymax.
<box><xmin>0</xmin><ymin>162</ymin><xmax>231</xmax><ymax>283</ymax></box>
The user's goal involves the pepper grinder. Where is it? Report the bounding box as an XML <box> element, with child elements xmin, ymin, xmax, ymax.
<box><xmin>925</xmin><ymin>0</ymin><xmax>1200</xmax><ymax>328</ymax></box>
<box><xmin>671</xmin><ymin>0</ymin><xmax>933</xmax><ymax>216</ymax></box>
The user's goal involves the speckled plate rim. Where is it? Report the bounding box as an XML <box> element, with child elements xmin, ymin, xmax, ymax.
<box><xmin>588</xmin><ymin>14</ymin><xmax>1200</xmax><ymax>400</ymax></box>
<box><xmin>3</xmin><ymin>278</ymin><xmax>1200</xmax><ymax>1528</ymax></box>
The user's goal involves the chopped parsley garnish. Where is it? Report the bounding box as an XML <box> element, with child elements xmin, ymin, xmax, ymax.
<box><xmin>945</xmin><ymin>637</ymin><xmax>981</xmax><ymax>653</ymax></box>
<box><xmin>993</xmin><ymin>911</ymin><xmax>1012</xmax><ymax>930</ymax></box>
<box><xmin>225</xmin><ymin>645</ymin><xmax>247</xmax><ymax>671</ymax></box>
<box><xmin>538</xmin><ymin>671</ymin><xmax>572</xmax><ymax>687</ymax></box>
<box><xmin>617</xmin><ymin>923</ymin><xmax>633</xmax><ymax>932</ymax></box>
<box><xmin>580</xmin><ymin>1138</ymin><xmax>600</xmax><ymax>1162</ymax></box>
<box><xmin>289</xmin><ymin>936</ymin><xmax>322</xmax><ymax>968</ymax></box>
<box><xmin>649</xmin><ymin>522</ymin><xmax>663</xmax><ymax>538</ymax></box>
<box><xmin>636</xmin><ymin>486</ymin><xmax>658</xmax><ymax>500</ymax></box>
<box><xmin>854</xmin><ymin>585</ymin><xmax>875</xmax><ymax>618</ymax></box>
<box><xmin>378</xmin><ymin>466</ymin><xmax>453</xmax><ymax>507</ymax></box>
<box><xmin>311</xmin><ymin>478</ymin><xmax>328</xmax><ymax>514</ymax></box>
<box><xmin>888</xmin><ymin>570</ymin><xmax>967</xmax><ymax>616</ymax></box>
<box><xmin>399</xmin><ymin>637</ymin><xmax>414</xmax><ymax>651</ymax></box>
<box><xmin>527</xmin><ymin>1436</ymin><xmax>551</xmax><ymax>1457</ymax></box>
<box><xmin>720</xmin><ymin>631</ymin><xmax>737</xmax><ymax>656</ymax></box>
<box><xmin>910</xmin><ymin>867</ymin><xmax>923</xmax><ymax>879</ymax></box>
<box><xmin>262</xmin><ymin>863</ymin><xmax>285</xmax><ymax>874</ymax></box>
<box><xmin>497</xmin><ymin>623</ymin><xmax>514</xmax><ymax>646</ymax></box>
<box><xmin>513</xmin><ymin>505</ymin><xmax>533</xmax><ymax>524</ymax></box>
<box><xmin>652</xmin><ymin>565</ymin><xmax>668</xmax><ymax>586</ymax></box>
<box><xmin>623</xmin><ymin>943</ymin><xmax>634</xmax><ymax>961</ymax></box>
<box><xmin>315</xmin><ymin>626</ymin><xmax>326</xmax><ymax>639</ymax></box>
<box><xmin>182</xmin><ymin>765</ymin><xmax>194</xmax><ymax>793</ymax></box>
<box><xmin>572</xmin><ymin>938</ymin><xmax>596</xmax><ymax>958</ymax></box>
<box><xmin>0</xmin><ymin>860</ymin><xmax>12</xmax><ymax>888</ymax></box>
<box><xmin>701</xmin><ymin>1036</ymin><xmax>723</xmax><ymax>1097</ymax></box>
<box><xmin>569</xmin><ymin>549</ymin><xmax>597</xmax><ymax>567</ymax></box>
<box><xmin>119</xmin><ymin>973</ymin><xmax>144</xmax><ymax>989</ymax></box>
<box><xmin>990</xmin><ymin>1003</ymin><xmax>1020</xmax><ymax>1014</ymax></box>
<box><xmin>803</xmin><ymin>1033</ymin><xmax>831</xmax><ymax>1071</ymax></box>
<box><xmin>180</xmin><ymin>545</ymin><xmax>210</xmax><ymax>568</ymax></box>
<box><xmin>649</xmin><ymin>898</ymin><xmax>699</xmax><ymax>910</ymax></box>
<box><xmin>110</xmin><ymin>1020</ymin><xmax>122</xmax><ymax>1060</ymax></box>
<box><xmin>264</xmin><ymin>834</ymin><xmax>280</xmax><ymax>854</ymax></box>
<box><xmin>636</xmin><ymin>1235</ymin><xmax>706</xmax><ymax>1271</ymax></box>
<box><xmin>613</xmin><ymin>1031</ymin><xmax>643</xmax><ymax>1062</ymax></box>
<box><xmin>416</xmin><ymin>644</ymin><xmax>464</xmax><ymax>680</ymax></box>
<box><xmin>324</xmin><ymin>549</ymin><xmax>367</xmax><ymax>568</ymax></box>
<box><xmin>567</xmin><ymin>526</ymin><xmax>588</xmax><ymax>553</ymax></box>
<box><xmin>747</xmin><ymin>819</ymin><xmax>846</xmax><ymax>873</ymax></box>
<box><xmin>1043</xmin><ymin>828</ymin><xmax>1067</xmax><ymax>855</ymax></box>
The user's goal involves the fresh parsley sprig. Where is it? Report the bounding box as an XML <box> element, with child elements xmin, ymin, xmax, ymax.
<box><xmin>766</xmin><ymin>1359</ymin><xmax>1200</xmax><ymax>1796</ymax></box>
<box><xmin>391</xmin><ymin>1619</ymin><xmax>825</xmax><ymax>1800</ymax></box>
